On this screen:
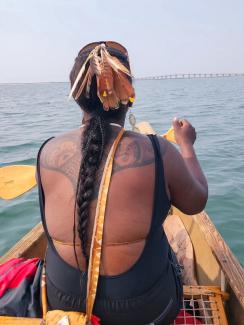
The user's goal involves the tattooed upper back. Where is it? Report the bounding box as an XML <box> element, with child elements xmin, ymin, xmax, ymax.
<box><xmin>39</xmin><ymin>128</ymin><xmax>166</xmax><ymax>197</ymax></box>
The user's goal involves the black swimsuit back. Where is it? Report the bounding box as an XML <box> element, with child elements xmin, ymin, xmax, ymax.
<box><xmin>37</xmin><ymin>134</ymin><xmax>183</xmax><ymax>325</ymax></box>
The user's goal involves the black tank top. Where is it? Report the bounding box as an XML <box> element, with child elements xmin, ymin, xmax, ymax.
<box><xmin>37</xmin><ymin>134</ymin><xmax>182</xmax><ymax>325</ymax></box>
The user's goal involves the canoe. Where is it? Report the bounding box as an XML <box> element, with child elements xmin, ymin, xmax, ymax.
<box><xmin>1</xmin><ymin>122</ymin><xmax>244</xmax><ymax>325</ymax></box>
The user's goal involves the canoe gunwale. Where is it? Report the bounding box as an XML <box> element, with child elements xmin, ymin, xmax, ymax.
<box><xmin>0</xmin><ymin>222</ymin><xmax>46</xmax><ymax>265</ymax></box>
<box><xmin>195</xmin><ymin>211</ymin><xmax>244</xmax><ymax>307</ymax></box>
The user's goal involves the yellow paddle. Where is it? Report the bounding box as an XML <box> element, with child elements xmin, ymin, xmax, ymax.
<box><xmin>135</xmin><ymin>121</ymin><xmax>177</xmax><ymax>144</ymax></box>
<box><xmin>162</xmin><ymin>127</ymin><xmax>177</xmax><ymax>144</ymax></box>
<box><xmin>0</xmin><ymin>165</ymin><xmax>36</xmax><ymax>200</ymax></box>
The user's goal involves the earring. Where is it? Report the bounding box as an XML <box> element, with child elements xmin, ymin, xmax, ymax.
<box><xmin>129</xmin><ymin>109</ymin><xmax>139</xmax><ymax>132</ymax></box>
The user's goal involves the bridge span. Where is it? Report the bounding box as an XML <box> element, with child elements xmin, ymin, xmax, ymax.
<box><xmin>136</xmin><ymin>73</ymin><xmax>244</xmax><ymax>80</ymax></box>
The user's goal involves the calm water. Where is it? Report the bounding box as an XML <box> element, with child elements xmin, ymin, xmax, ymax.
<box><xmin>0</xmin><ymin>78</ymin><xmax>244</xmax><ymax>265</ymax></box>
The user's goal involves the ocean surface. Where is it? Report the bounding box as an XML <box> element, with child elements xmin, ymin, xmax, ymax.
<box><xmin>0</xmin><ymin>77</ymin><xmax>244</xmax><ymax>265</ymax></box>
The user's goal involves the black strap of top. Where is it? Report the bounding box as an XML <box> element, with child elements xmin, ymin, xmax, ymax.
<box><xmin>147</xmin><ymin>134</ymin><xmax>170</xmax><ymax>231</ymax></box>
<box><xmin>36</xmin><ymin>137</ymin><xmax>55</xmax><ymax>247</ymax></box>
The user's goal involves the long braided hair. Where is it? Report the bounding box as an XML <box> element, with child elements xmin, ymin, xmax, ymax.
<box><xmin>69</xmin><ymin>45</ymin><xmax>132</xmax><ymax>266</ymax></box>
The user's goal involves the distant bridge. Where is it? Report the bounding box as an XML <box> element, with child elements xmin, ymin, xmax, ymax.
<box><xmin>136</xmin><ymin>73</ymin><xmax>244</xmax><ymax>80</ymax></box>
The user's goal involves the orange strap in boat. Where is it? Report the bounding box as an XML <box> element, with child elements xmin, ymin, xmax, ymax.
<box><xmin>86</xmin><ymin>128</ymin><xmax>124</xmax><ymax>320</ymax></box>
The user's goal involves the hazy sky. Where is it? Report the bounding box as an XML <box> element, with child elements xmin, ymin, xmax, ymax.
<box><xmin>0</xmin><ymin>0</ymin><xmax>243</xmax><ymax>83</ymax></box>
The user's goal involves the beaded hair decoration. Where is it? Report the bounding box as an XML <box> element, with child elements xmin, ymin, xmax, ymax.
<box><xmin>69</xmin><ymin>44</ymin><xmax>135</xmax><ymax>111</ymax></box>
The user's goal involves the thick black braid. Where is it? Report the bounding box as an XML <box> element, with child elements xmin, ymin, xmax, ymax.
<box><xmin>70</xmin><ymin>45</ymin><xmax>132</xmax><ymax>269</ymax></box>
<box><xmin>75</xmin><ymin>115</ymin><xmax>108</xmax><ymax>266</ymax></box>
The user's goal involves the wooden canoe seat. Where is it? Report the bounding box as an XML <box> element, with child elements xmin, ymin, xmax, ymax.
<box><xmin>173</xmin><ymin>285</ymin><xmax>229</xmax><ymax>325</ymax></box>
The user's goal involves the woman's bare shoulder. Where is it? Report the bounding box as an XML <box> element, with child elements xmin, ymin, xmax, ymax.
<box><xmin>112</xmin><ymin>130</ymin><xmax>155</xmax><ymax>173</ymax></box>
<box><xmin>38</xmin><ymin>129</ymin><xmax>81</xmax><ymax>187</ymax></box>
<box><xmin>40</xmin><ymin>129</ymin><xmax>81</xmax><ymax>161</ymax></box>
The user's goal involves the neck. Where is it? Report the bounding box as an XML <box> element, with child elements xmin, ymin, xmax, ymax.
<box><xmin>82</xmin><ymin>112</ymin><xmax>125</xmax><ymax>127</ymax></box>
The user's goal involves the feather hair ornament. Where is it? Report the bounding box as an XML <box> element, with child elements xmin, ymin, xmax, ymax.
<box><xmin>69</xmin><ymin>44</ymin><xmax>135</xmax><ymax>111</ymax></box>
<box><xmin>69</xmin><ymin>46</ymin><xmax>98</xmax><ymax>100</ymax></box>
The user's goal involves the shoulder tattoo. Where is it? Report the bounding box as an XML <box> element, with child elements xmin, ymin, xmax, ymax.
<box><xmin>40</xmin><ymin>135</ymin><xmax>155</xmax><ymax>197</ymax></box>
<box><xmin>113</xmin><ymin>138</ymin><xmax>154</xmax><ymax>172</ymax></box>
<box><xmin>40</xmin><ymin>135</ymin><xmax>81</xmax><ymax>190</ymax></box>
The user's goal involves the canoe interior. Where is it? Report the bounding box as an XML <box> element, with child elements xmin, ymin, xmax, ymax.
<box><xmin>172</xmin><ymin>207</ymin><xmax>221</xmax><ymax>286</ymax></box>
<box><xmin>173</xmin><ymin>208</ymin><xmax>244</xmax><ymax>325</ymax></box>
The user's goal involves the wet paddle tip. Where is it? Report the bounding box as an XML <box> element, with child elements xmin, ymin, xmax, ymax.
<box><xmin>0</xmin><ymin>165</ymin><xmax>37</xmax><ymax>200</ymax></box>
<box><xmin>162</xmin><ymin>127</ymin><xmax>177</xmax><ymax>144</ymax></box>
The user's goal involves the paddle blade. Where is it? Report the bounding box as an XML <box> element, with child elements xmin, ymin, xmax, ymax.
<box><xmin>135</xmin><ymin>121</ymin><xmax>157</xmax><ymax>135</ymax></box>
<box><xmin>0</xmin><ymin>165</ymin><xmax>37</xmax><ymax>200</ymax></box>
<box><xmin>162</xmin><ymin>127</ymin><xmax>177</xmax><ymax>144</ymax></box>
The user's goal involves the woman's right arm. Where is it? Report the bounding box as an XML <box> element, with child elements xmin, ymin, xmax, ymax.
<box><xmin>162</xmin><ymin>118</ymin><xmax>208</xmax><ymax>215</ymax></box>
